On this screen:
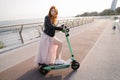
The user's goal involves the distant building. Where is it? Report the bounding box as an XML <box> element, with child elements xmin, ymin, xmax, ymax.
<box><xmin>111</xmin><ymin>0</ymin><xmax>118</xmax><ymax>10</ymax></box>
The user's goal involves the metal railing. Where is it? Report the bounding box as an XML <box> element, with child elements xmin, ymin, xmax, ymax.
<box><xmin>0</xmin><ymin>17</ymin><xmax>94</xmax><ymax>50</ymax></box>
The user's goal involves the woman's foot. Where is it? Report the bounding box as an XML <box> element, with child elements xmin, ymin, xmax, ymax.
<box><xmin>54</xmin><ymin>59</ymin><xmax>66</xmax><ymax>65</ymax></box>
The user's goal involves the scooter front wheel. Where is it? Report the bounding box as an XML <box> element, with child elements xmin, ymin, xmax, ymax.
<box><xmin>39</xmin><ymin>65</ymin><xmax>50</xmax><ymax>75</ymax></box>
<box><xmin>71</xmin><ymin>60</ymin><xmax>80</xmax><ymax>70</ymax></box>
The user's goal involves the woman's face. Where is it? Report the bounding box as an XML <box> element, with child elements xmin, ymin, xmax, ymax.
<box><xmin>51</xmin><ymin>9</ymin><xmax>56</xmax><ymax>16</ymax></box>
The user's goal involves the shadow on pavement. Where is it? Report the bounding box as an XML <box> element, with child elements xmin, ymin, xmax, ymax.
<box><xmin>63</xmin><ymin>70</ymin><xmax>77</xmax><ymax>80</ymax></box>
<box><xmin>16</xmin><ymin>68</ymin><xmax>62</xmax><ymax>80</ymax></box>
<box><xmin>17</xmin><ymin>68</ymin><xmax>77</xmax><ymax>80</ymax></box>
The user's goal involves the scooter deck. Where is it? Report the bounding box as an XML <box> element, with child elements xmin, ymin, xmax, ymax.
<box><xmin>44</xmin><ymin>64</ymin><xmax>70</xmax><ymax>70</ymax></box>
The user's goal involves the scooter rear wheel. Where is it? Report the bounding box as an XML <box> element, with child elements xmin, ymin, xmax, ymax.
<box><xmin>39</xmin><ymin>65</ymin><xmax>50</xmax><ymax>75</ymax></box>
<box><xmin>71</xmin><ymin>60</ymin><xmax>80</xmax><ymax>70</ymax></box>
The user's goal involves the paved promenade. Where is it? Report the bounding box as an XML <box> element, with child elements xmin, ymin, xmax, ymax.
<box><xmin>73</xmin><ymin>19</ymin><xmax>120</xmax><ymax>80</ymax></box>
<box><xmin>0</xmin><ymin>19</ymin><xmax>118</xmax><ymax>80</ymax></box>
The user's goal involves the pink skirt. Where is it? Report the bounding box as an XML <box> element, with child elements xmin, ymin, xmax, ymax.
<box><xmin>35</xmin><ymin>32</ymin><xmax>58</xmax><ymax>65</ymax></box>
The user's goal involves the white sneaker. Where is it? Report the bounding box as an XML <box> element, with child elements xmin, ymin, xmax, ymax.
<box><xmin>66</xmin><ymin>59</ymin><xmax>72</xmax><ymax>64</ymax></box>
<box><xmin>55</xmin><ymin>59</ymin><xmax>66</xmax><ymax>65</ymax></box>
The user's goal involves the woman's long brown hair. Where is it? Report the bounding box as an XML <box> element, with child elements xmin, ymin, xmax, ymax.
<box><xmin>48</xmin><ymin>6</ymin><xmax>58</xmax><ymax>25</ymax></box>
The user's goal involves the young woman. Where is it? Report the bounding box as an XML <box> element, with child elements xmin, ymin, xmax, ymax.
<box><xmin>35</xmin><ymin>6</ymin><xmax>65</xmax><ymax>65</ymax></box>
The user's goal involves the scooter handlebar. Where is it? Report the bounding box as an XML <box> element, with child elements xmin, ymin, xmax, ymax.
<box><xmin>61</xmin><ymin>24</ymin><xmax>70</xmax><ymax>33</ymax></box>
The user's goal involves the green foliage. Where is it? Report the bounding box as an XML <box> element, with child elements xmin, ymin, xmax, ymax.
<box><xmin>99</xmin><ymin>9</ymin><xmax>115</xmax><ymax>16</ymax></box>
<box><xmin>79</xmin><ymin>12</ymin><xmax>99</xmax><ymax>16</ymax></box>
<box><xmin>115</xmin><ymin>7</ymin><xmax>120</xmax><ymax>15</ymax></box>
<box><xmin>0</xmin><ymin>41</ymin><xmax>5</xmax><ymax>49</ymax></box>
<box><xmin>76</xmin><ymin>7</ymin><xmax>120</xmax><ymax>17</ymax></box>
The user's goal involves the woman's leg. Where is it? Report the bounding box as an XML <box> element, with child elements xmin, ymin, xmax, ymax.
<box><xmin>53</xmin><ymin>37</ymin><xmax>63</xmax><ymax>59</ymax></box>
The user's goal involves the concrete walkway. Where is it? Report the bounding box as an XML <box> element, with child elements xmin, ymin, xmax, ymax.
<box><xmin>0</xmin><ymin>19</ymin><xmax>115</xmax><ymax>80</ymax></box>
<box><xmin>0</xmin><ymin>19</ymin><xmax>104</xmax><ymax>72</ymax></box>
<box><xmin>73</xmin><ymin>20</ymin><xmax>120</xmax><ymax>80</ymax></box>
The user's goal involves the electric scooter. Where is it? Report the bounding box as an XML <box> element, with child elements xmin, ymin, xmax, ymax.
<box><xmin>39</xmin><ymin>25</ymin><xmax>80</xmax><ymax>75</ymax></box>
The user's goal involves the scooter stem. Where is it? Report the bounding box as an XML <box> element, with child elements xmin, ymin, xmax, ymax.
<box><xmin>64</xmin><ymin>27</ymin><xmax>75</xmax><ymax>60</ymax></box>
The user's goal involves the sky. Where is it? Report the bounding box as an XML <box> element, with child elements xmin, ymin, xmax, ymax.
<box><xmin>0</xmin><ymin>0</ymin><xmax>120</xmax><ymax>21</ymax></box>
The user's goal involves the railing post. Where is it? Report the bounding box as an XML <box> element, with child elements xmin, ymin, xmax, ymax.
<box><xmin>65</xmin><ymin>20</ymin><xmax>68</xmax><ymax>25</ymax></box>
<box><xmin>19</xmin><ymin>25</ymin><xmax>24</xmax><ymax>44</ymax></box>
<box><xmin>38</xmin><ymin>25</ymin><xmax>43</xmax><ymax>37</ymax></box>
<box><xmin>72</xmin><ymin>20</ymin><xmax>74</xmax><ymax>27</ymax></box>
<box><xmin>77</xmin><ymin>19</ymin><xmax>79</xmax><ymax>26</ymax></box>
